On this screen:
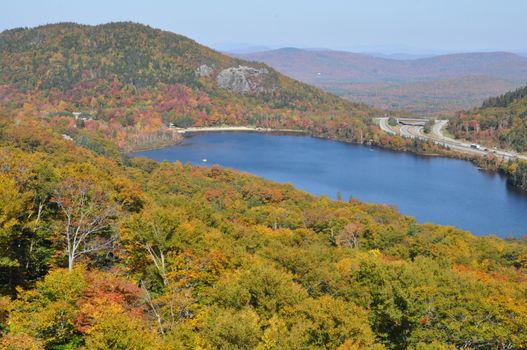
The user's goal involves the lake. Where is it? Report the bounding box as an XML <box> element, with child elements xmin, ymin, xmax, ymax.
<box><xmin>132</xmin><ymin>132</ymin><xmax>527</xmax><ymax>237</ymax></box>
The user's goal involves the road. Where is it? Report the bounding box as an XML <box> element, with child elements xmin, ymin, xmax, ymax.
<box><xmin>378</xmin><ymin>117</ymin><xmax>397</xmax><ymax>135</ymax></box>
<box><xmin>378</xmin><ymin>117</ymin><xmax>527</xmax><ymax>161</ymax></box>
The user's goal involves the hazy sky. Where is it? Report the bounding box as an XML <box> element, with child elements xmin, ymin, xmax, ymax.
<box><xmin>2</xmin><ymin>0</ymin><xmax>526</xmax><ymax>53</ymax></box>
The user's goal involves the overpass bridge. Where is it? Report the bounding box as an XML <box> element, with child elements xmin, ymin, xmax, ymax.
<box><xmin>396</xmin><ymin>118</ymin><xmax>428</xmax><ymax>127</ymax></box>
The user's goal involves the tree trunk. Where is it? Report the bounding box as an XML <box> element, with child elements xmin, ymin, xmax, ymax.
<box><xmin>68</xmin><ymin>253</ymin><xmax>74</xmax><ymax>272</ymax></box>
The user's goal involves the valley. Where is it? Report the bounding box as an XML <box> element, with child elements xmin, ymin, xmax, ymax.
<box><xmin>0</xmin><ymin>15</ymin><xmax>527</xmax><ymax>350</ymax></box>
<box><xmin>238</xmin><ymin>48</ymin><xmax>527</xmax><ymax>115</ymax></box>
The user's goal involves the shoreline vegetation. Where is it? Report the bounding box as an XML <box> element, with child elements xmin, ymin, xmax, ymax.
<box><xmin>131</xmin><ymin>124</ymin><xmax>527</xmax><ymax>192</ymax></box>
<box><xmin>124</xmin><ymin>126</ymin><xmax>307</xmax><ymax>153</ymax></box>
<box><xmin>174</xmin><ymin>126</ymin><xmax>307</xmax><ymax>135</ymax></box>
<box><xmin>1</xmin><ymin>22</ymin><xmax>525</xmax><ymax>192</ymax></box>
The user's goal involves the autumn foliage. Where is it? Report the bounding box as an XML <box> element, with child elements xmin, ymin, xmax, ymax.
<box><xmin>0</xmin><ymin>114</ymin><xmax>526</xmax><ymax>349</ymax></box>
<box><xmin>1</xmin><ymin>22</ymin><xmax>527</xmax><ymax>350</ymax></box>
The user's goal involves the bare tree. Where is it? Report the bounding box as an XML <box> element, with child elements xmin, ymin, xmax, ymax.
<box><xmin>141</xmin><ymin>281</ymin><xmax>165</xmax><ymax>336</ymax></box>
<box><xmin>337</xmin><ymin>222</ymin><xmax>362</xmax><ymax>249</ymax></box>
<box><xmin>52</xmin><ymin>178</ymin><xmax>115</xmax><ymax>271</ymax></box>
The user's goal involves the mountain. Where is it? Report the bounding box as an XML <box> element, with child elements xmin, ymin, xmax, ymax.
<box><xmin>0</xmin><ymin>23</ymin><xmax>376</xmax><ymax>151</ymax></box>
<box><xmin>0</xmin><ymin>23</ymin><xmax>349</xmax><ymax>104</ymax></box>
<box><xmin>239</xmin><ymin>48</ymin><xmax>527</xmax><ymax>83</ymax></box>
<box><xmin>448</xmin><ymin>85</ymin><xmax>527</xmax><ymax>153</ymax></box>
<box><xmin>0</xmin><ymin>22</ymin><xmax>527</xmax><ymax>349</ymax></box>
<box><xmin>241</xmin><ymin>48</ymin><xmax>527</xmax><ymax>83</ymax></box>
<box><xmin>237</xmin><ymin>48</ymin><xmax>527</xmax><ymax>115</ymax></box>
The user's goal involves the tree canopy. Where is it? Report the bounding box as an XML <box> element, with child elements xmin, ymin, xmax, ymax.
<box><xmin>0</xmin><ymin>113</ymin><xmax>526</xmax><ymax>349</ymax></box>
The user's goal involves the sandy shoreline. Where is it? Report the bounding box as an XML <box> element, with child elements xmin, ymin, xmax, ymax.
<box><xmin>174</xmin><ymin>126</ymin><xmax>306</xmax><ymax>134</ymax></box>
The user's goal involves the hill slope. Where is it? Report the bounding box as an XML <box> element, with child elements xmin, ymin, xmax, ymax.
<box><xmin>0</xmin><ymin>23</ymin><xmax>377</xmax><ymax>151</ymax></box>
<box><xmin>448</xmin><ymin>85</ymin><xmax>527</xmax><ymax>152</ymax></box>
<box><xmin>238</xmin><ymin>48</ymin><xmax>527</xmax><ymax>115</ymax></box>
<box><xmin>0</xmin><ymin>23</ymin><xmax>324</xmax><ymax>98</ymax></box>
<box><xmin>447</xmin><ymin>85</ymin><xmax>527</xmax><ymax>191</ymax></box>
<box><xmin>1</xmin><ymin>100</ymin><xmax>527</xmax><ymax>349</ymax></box>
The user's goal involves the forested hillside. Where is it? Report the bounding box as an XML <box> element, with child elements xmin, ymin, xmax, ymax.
<box><xmin>319</xmin><ymin>76</ymin><xmax>521</xmax><ymax>116</ymax></box>
<box><xmin>1</xmin><ymin>104</ymin><xmax>527</xmax><ymax>349</ymax></box>
<box><xmin>0</xmin><ymin>22</ymin><xmax>380</xmax><ymax>151</ymax></box>
<box><xmin>446</xmin><ymin>86</ymin><xmax>527</xmax><ymax>191</ymax></box>
<box><xmin>0</xmin><ymin>22</ymin><xmax>455</xmax><ymax>161</ymax></box>
<box><xmin>448</xmin><ymin>85</ymin><xmax>527</xmax><ymax>152</ymax></box>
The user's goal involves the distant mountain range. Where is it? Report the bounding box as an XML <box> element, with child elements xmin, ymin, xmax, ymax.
<box><xmin>236</xmin><ymin>48</ymin><xmax>527</xmax><ymax>115</ymax></box>
<box><xmin>361</xmin><ymin>52</ymin><xmax>438</xmax><ymax>60</ymax></box>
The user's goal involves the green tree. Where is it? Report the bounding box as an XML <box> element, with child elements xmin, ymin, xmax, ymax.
<box><xmin>199</xmin><ymin>307</ymin><xmax>261</xmax><ymax>350</ymax></box>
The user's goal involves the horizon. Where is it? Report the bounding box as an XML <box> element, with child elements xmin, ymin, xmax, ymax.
<box><xmin>2</xmin><ymin>21</ymin><xmax>526</xmax><ymax>59</ymax></box>
<box><xmin>2</xmin><ymin>0</ymin><xmax>526</xmax><ymax>55</ymax></box>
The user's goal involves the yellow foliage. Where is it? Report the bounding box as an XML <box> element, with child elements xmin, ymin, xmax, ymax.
<box><xmin>0</xmin><ymin>333</ymin><xmax>44</xmax><ymax>350</ymax></box>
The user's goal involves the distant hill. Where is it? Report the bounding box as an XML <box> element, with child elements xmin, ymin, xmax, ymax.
<box><xmin>0</xmin><ymin>24</ymin><xmax>342</xmax><ymax>104</ymax></box>
<box><xmin>0</xmin><ymin>23</ymin><xmax>377</xmax><ymax>150</ymax></box>
<box><xmin>239</xmin><ymin>48</ymin><xmax>527</xmax><ymax>84</ymax></box>
<box><xmin>448</xmin><ymin>85</ymin><xmax>527</xmax><ymax>152</ymax></box>
<box><xmin>238</xmin><ymin>48</ymin><xmax>527</xmax><ymax>115</ymax></box>
<box><xmin>319</xmin><ymin>76</ymin><xmax>521</xmax><ymax>115</ymax></box>
<box><xmin>363</xmin><ymin>52</ymin><xmax>438</xmax><ymax>60</ymax></box>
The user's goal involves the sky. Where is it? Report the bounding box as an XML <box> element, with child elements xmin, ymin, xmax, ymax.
<box><xmin>1</xmin><ymin>0</ymin><xmax>526</xmax><ymax>54</ymax></box>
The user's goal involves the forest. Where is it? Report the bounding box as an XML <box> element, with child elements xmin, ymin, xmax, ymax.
<box><xmin>1</xmin><ymin>104</ymin><xmax>527</xmax><ymax>349</ymax></box>
<box><xmin>1</xmin><ymin>23</ymin><xmax>527</xmax><ymax>349</ymax></box>
<box><xmin>448</xmin><ymin>85</ymin><xmax>527</xmax><ymax>153</ymax></box>
<box><xmin>0</xmin><ymin>22</ymin><xmax>450</xmax><ymax>156</ymax></box>
<box><xmin>446</xmin><ymin>85</ymin><xmax>527</xmax><ymax>191</ymax></box>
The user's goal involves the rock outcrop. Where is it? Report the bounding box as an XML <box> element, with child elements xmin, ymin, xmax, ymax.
<box><xmin>195</xmin><ymin>64</ymin><xmax>213</xmax><ymax>77</ymax></box>
<box><xmin>216</xmin><ymin>65</ymin><xmax>274</xmax><ymax>95</ymax></box>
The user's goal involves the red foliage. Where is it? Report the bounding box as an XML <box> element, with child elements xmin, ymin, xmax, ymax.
<box><xmin>74</xmin><ymin>271</ymin><xmax>144</xmax><ymax>333</ymax></box>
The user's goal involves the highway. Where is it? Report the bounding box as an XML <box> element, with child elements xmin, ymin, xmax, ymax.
<box><xmin>378</xmin><ymin>117</ymin><xmax>527</xmax><ymax>161</ymax></box>
<box><xmin>378</xmin><ymin>117</ymin><xmax>397</xmax><ymax>135</ymax></box>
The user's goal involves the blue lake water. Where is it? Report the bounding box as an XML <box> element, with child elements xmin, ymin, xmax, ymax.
<box><xmin>132</xmin><ymin>132</ymin><xmax>527</xmax><ymax>237</ymax></box>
